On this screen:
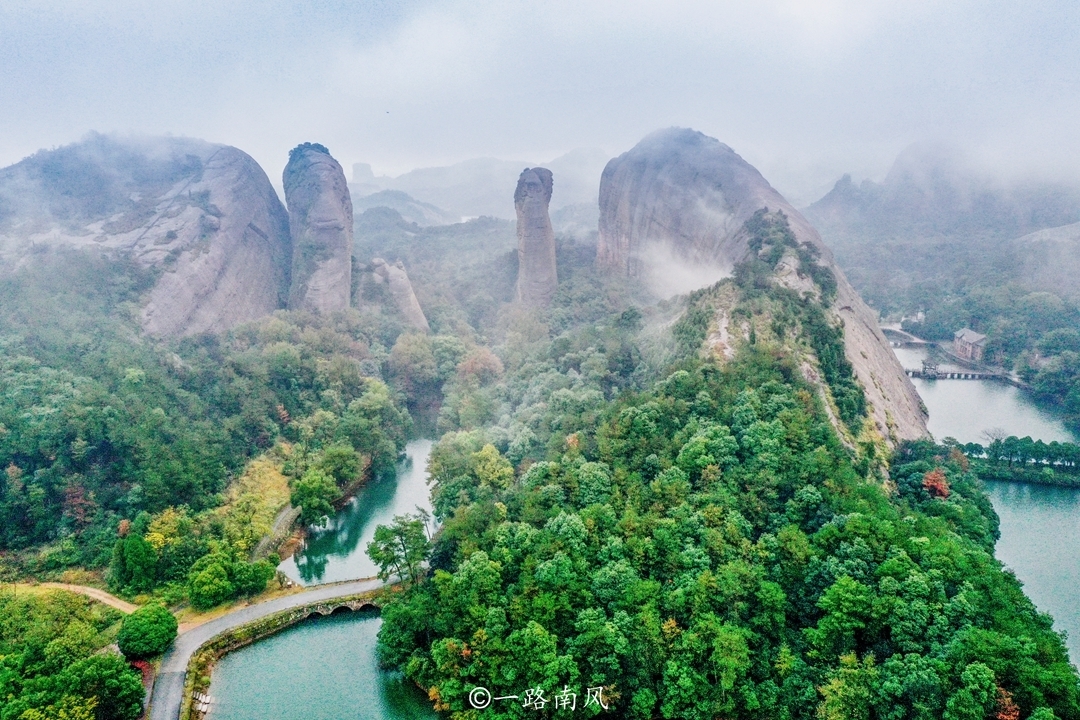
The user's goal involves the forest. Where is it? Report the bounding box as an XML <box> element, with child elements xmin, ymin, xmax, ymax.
<box><xmin>0</xmin><ymin>250</ymin><xmax>413</xmax><ymax>610</ymax></box>
<box><xmin>2</xmin><ymin>194</ymin><xmax>1078</xmax><ymax>720</ymax></box>
<box><xmin>371</xmin><ymin>214</ymin><xmax>1080</xmax><ymax>719</ymax></box>
<box><xmin>822</xmin><ymin>218</ymin><xmax>1080</xmax><ymax>431</ymax></box>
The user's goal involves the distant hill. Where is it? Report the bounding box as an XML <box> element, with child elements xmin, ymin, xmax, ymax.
<box><xmin>806</xmin><ymin>142</ymin><xmax>1080</xmax><ymax>243</ymax></box>
<box><xmin>805</xmin><ymin>143</ymin><xmax>1080</xmax><ymax>312</ymax></box>
<box><xmin>1018</xmin><ymin>221</ymin><xmax>1080</xmax><ymax>301</ymax></box>
<box><xmin>350</xmin><ymin>147</ymin><xmax>609</xmax><ymax>220</ymax></box>
<box><xmin>351</xmin><ymin>189</ymin><xmax>459</xmax><ymax>226</ymax></box>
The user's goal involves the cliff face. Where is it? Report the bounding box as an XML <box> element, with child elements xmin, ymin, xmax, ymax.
<box><xmin>514</xmin><ymin>167</ymin><xmax>558</xmax><ymax>306</ymax></box>
<box><xmin>370</xmin><ymin>258</ymin><xmax>430</xmax><ymax>330</ymax></box>
<box><xmin>599</xmin><ymin>128</ymin><xmax>927</xmax><ymax>444</ymax></box>
<box><xmin>0</xmin><ymin>134</ymin><xmax>292</xmax><ymax>336</ymax></box>
<box><xmin>284</xmin><ymin>144</ymin><xmax>353</xmax><ymax>314</ymax></box>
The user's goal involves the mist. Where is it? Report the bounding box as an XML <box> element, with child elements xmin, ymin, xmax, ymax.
<box><xmin>2</xmin><ymin>0</ymin><xmax>1079</xmax><ymax>205</ymax></box>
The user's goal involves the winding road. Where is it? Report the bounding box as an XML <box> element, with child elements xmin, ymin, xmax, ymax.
<box><xmin>23</xmin><ymin>583</ymin><xmax>139</xmax><ymax>613</ymax></box>
<box><xmin>148</xmin><ymin>576</ymin><xmax>385</xmax><ymax>720</ymax></box>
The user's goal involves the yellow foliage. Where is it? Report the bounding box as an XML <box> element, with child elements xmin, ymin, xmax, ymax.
<box><xmin>214</xmin><ymin>457</ymin><xmax>291</xmax><ymax>555</ymax></box>
<box><xmin>144</xmin><ymin>532</ymin><xmax>167</xmax><ymax>551</ymax></box>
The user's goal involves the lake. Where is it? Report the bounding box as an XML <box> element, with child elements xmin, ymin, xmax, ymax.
<box><xmin>893</xmin><ymin>345</ymin><xmax>1080</xmax><ymax>659</ymax></box>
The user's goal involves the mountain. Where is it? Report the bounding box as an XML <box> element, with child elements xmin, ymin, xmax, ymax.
<box><xmin>351</xmin><ymin>189</ymin><xmax>459</xmax><ymax>227</ymax></box>
<box><xmin>805</xmin><ymin>142</ymin><xmax>1080</xmax><ymax>243</ymax></box>
<box><xmin>0</xmin><ymin>133</ymin><xmax>292</xmax><ymax>336</ymax></box>
<box><xmin>283</xmin><ymin>143</ymin><xmax>353</xmax><ymax>314</ymax></box>
<box><xmin>1018</xmin><ymin>221</ymin><xmax>1080</xmax><ymax>301</ymax></box>
<box><xmin>597</xmin><ymin>127</ymin><xmax>927</xmax><ymax>445</ymax></box>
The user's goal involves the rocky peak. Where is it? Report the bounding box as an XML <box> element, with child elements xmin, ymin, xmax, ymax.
<box><xmin>598</xmin><ymin>127</ymin><xmax>928</xmax><ymax>444</ymax></box>
<box><xmin>0</xmin><ymin>133</ymin><xmax>292</xmax><ymax>336</ymax></box>
<box><xmin>284</xmin><ymin>143</ymin><xmax>354</xmax><ymax>314</ymax></box>
<box><xmin>369</xmin><ymin>258</ymin><xmax>429</xmax><ymax>331</ymax></box>
<box><xmin>514</xmin><ymin>167</ymin><xmax>558</xmax><ymax>307</ymax></box>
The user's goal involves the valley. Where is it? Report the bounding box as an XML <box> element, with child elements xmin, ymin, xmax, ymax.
<box><xmin>1</xmin><ymin>128</ymin><xmax>1079</xmax><ymax>720</ymax></box>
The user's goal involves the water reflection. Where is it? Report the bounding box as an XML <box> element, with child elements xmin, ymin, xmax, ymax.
<box><xmin>892</xmin><ymin>346</ymin><xmax>1075</xmax><ymax>445</ymax></box>
<box><xmin>278</xmin><ymin>439</ymin><xmax>435</xmax><ymax>586</ymax></box>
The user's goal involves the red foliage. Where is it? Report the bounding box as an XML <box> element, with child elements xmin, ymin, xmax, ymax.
<box><xmin>456</xmin><ymin>348</ymin><xmax>504</xmax><ymax>383</ymax></box>
<box><xmin>922</xmin><ymin>469</ymin><xmax>950</xmax><ymax>499</ymax></box>
<box><xmin>995</xmin><ymin>687</ymin><xmax>1020</xmax><ymax>720</ymax></box>
<box><xmin>118</xmin><ymin>519</ymin><xmax>131</xmax><ymax>537</ymax></box>
<box><xmin>62</xmin><ymin>482</ymin><xmax>97</xmax><ymax>528</ymax></box>
<box><xmin>277</xmin><ymin>404</ymin><xmax>291</xmax><ymax>425</ymax></box>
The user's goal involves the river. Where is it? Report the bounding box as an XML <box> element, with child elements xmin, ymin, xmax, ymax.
<box><xmin>207</xmin><ymin>440</ymin><xmax>438</xmax><ymax>719</ymax></box>
<box><xmin>894</xmin><ymin>345</ymin><xmax>1080</xmax><ymax>659</ymax></box>
<box><xmin>278</xmin><ymin>439</ymin><xmax>436</xmax><ymax>586</ymax></box>
<box><xmin>212</xmin><ymin>351</ymin><xmax>1080</xmax><ymax>716</ymax></box>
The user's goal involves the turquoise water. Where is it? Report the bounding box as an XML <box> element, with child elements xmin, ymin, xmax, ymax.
<box><xmin>982</xmin><ymin>481</ymin><xmax>1080</xmax><ymax>660</ymax></box>
<box><xmin>893</xmin><ymin>345</ymin><xmax>1080</xmax><ymax>658</ymax></box>
<box><xmin>207</xmin><ymin>610</ymin><xmax>436</xmax><ymax>720</ymax></box>
<box><xmin>278</xmin><ymin>439</ymin><xmax>435</xmax><ymax>586</ymax></box>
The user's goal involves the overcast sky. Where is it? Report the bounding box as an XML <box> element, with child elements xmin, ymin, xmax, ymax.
<box><xmin>1</xmin><ymin>0</ymin><xmax>1078</xmax><ymax>204</ymax></box>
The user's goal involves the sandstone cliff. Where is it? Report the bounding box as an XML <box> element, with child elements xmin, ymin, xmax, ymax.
<box><xmin>514</xmin><ymin>167</ymin><xmax>558</xmax><ymax>306</ymax></box>
<box><xmin>599</xmin><ymin>128</ymin><xmax>927</xmax><ymax>444</ymax></box>
<box><xmin>284</xmin><ymin>144</ymin><xmax>353</xmax><ymax>314</ymax></box>
<box><xmin>370</xmin><ymin>258</ymin><xmax>429</xmax><ymax>330</ymax></box>
<box><xmin>0</xmin><ymin>133</ymin><xmax>292</xmax><ymax>336</ymax></box>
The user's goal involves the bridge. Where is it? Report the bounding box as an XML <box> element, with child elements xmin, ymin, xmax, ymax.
<box><xmin>148</xmin><ymin>576</ymin><xmax>387</xmax><ymax>720</ymax></box>
<box><xmin>905</xmin><ymin>368</ymin><xmax>1001</xmax><ymax>380</ymax></box>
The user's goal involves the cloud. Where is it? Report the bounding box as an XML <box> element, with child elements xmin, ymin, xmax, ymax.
<box><xmin>1</xmin><ymin>0</ymin><xmax>1078</xmax><ymax>202</ymax></box>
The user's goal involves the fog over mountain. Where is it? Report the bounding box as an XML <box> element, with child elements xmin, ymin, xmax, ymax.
<box><xmin>2</xmin><ymin>1</ymin><xmax>1079</xmax><ymax>204</ymax></box>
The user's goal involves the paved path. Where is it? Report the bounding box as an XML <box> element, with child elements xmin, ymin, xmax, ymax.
<box><xmin>148</xmin><ymin>577</ymin><xmax>384</xmax><ymax>720</ymax></box>
<box><xmin>20</xmin><ymin>583</ymin><xmax>138</xmax><ymax>614</ymax></box>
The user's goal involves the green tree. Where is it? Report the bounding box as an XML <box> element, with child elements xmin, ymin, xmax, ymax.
<box><xmin>366</xmin><ymin>512</ymin><xmax>430</xmax><ymax>586</ymax></box>
<box><xmin>18</xmin><ymin>695</ymin><xmax>98</xmax><ymax>720</ymax></box>
<box><xmin>188</xmin><ymin>561</ymin><xmax>234</xmax><ymax>610</ymax></box>
<box><xmin>117</xmin><ymin>603</ymin><xmax>177</xmax><ymax>659</ymax></box>
<box><xmin>290</xmin><ymin>468</ymin><xmax>338</xmax><ymax>527</ymax></box>
<box><xmin>62</xmin><ymin>654</ymin><xmax>144</xmax><ymax>720</ymax></box>
<box><xmin>317</xmin><ymin>444</ymin><xmax>362</xmax><ymax>487</ymax></box>
<box><xmin>943</xmin><ymin>663</ymin><xmax>996</xmax><ymax>720</ymax></box>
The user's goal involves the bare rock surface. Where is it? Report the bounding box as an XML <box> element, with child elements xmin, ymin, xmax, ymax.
<box><xmin>0</xmin><ymin>133</ymin><xmax>292</xmax><ymax>336</ymax></box>
<box><xmin>370</xmin><ymin>257</ymin><xmax>429</xmax><ymax>330</ymax></box>
<box><xmin>284</xmin><ymin>143</ymin><xmax>354</xmax><ymax>314</ymax></box>
<box><xmin>1017</xmin><ymin>220</ymin><xmax>1080</xmax><ymax>300</ymax></box>
<box><xmin>599</xmin><ymin>128</ymin><xmax>927</xmax><ymax>443</ymax></box>
<box><xmin>514</xmin><ymin>167</ymin><xmax>558</xmax><ymax>306</ymax></box>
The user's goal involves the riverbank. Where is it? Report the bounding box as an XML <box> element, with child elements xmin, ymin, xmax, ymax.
<box><xmin>973</xmin><ymin>460</ymin><xmax>1080</xmax><ymax>488</ymax></box>
<box><xmin>179</xmin><ymin>589</ymin><xmax>385</xmax><ymax>719</ymax></box>
<box><xmin>277</xmin><ymin>439</ymin><xmax>434</xmax><ymax>586</ymax></box>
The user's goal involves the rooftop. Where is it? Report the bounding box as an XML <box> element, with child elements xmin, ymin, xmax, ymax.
<box><xmin>954</xmin><ymin>328</ymin><xmax>987</xmax><ymax>345</ymax></box>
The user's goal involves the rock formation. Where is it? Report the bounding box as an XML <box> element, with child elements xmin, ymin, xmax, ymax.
<box><xmin>598</xmin><ymin>128</ymin><xmax>928</xmax><ymax>443</ymax></box>
<box><xmin>283</xmin><ymin>143</ymin><xmax>353</xmax><ymax>314</ymax></box>
<box><xmin>0</xmin><ymin>133</ymin><xmax>292</xmax><ymax>336</ymax></box>
<box><xmin>514</xmin><ymin>167</ymin><xmax>558</xmax><ymax>306</ymax></box>
<box><xmin>370</xmin><ymin>258</ymin><xmax>429</xmax><ymax>330</ymax></box>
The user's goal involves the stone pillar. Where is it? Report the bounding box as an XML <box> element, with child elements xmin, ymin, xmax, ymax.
<box><xmin>284</xmin><ymin>143</ymin><xmax>353</xmax><ymax>313</ymax></box>
<box><xmin>514</xmin><ymin>167</ymin><xmax>558</xmax><ymax>307</ymax></box>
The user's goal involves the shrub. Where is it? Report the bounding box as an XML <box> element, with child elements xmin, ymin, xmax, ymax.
<box><xmin>117</xmin><ymin>603</ymin><xmax>177</xmax><ymax>659</ymax></box>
